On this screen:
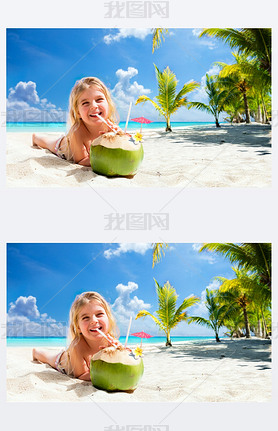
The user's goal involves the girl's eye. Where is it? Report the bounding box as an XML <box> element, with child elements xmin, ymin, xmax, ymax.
<box><xmin>82</xmin><ymin>316</ymin><xmax>89</xmax><ymax>320</ymax></box>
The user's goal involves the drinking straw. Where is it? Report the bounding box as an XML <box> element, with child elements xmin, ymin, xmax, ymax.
<box><xmin>124</xmin><ymin>102</ymin><xmax>132</xmax><ymax>133</ymax></box>
<box><xmin>95</xmin><ymin>114</ymin><xmax>116</xmax><ymax>132</ymax></box>
<box><xmin>124</xmin><ymin>316</ymin><xmax>132</xmax><ymax>348</ymax></box>
<box><xmin>95</xmin><ymin>328</ymin><xmax>117</xmax><ymax>348</ymax></box>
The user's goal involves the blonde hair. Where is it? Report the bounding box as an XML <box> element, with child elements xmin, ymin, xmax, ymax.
<box><xmin>67</xmin><ymin>77</ymin><xmax>118</xmax><ymax>133</ymax></box>
<box><xmin>68</xmin><ymin>291</ymin><xmax>118</xmax><ymax>344</ymax></box>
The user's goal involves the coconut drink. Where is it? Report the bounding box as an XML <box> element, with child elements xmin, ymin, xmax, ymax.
<box><xmin>90</xmin><ymin>346</ymin><xmax>144</xmax><ymax>392</ymax></box>
<box><xmin>90</xmin><ymin>130</ymin><xmax>144</xmax><ymax>177</ymax></box>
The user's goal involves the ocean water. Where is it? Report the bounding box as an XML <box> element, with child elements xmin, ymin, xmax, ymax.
<box><xmin>7</xmin><ymin>336</ymin><xmax>215</xmax><ymax>347</ymax></box>
<box><xmin>6</xmin><ymin>121</ymin><xmax>215</xmax><ymax>133</ymax></box>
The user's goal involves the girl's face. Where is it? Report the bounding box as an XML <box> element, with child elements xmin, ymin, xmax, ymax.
<box><xmin>77</xmin><ymin>301</ymin><xmax>109</xmax><ymax>341</ymax></box>
<box><xmin>77</xmin><ymin>86</ymin><xmax>109</xmax><ymax>127</ymax></box>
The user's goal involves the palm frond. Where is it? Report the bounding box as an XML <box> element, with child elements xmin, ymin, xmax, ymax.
<box><xmin>152</xmin><ymin>28</ymin><xmax>169</xmax><ymax>53</ymax></box>
<box><xmin>135</xmin><ymin>310</ymin><xmax>165</xmax><ymax>332</ymax></box>
<box><xmin>152</xmin><ymin>243</ymin><xmax>168</xmax><ymax>267</ymax></box>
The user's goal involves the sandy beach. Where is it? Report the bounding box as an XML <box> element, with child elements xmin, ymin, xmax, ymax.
<box><xmin>7</xmin><ymin>338</ymin><xmax>271</xmax><ymax>402</ymax></box>
<box><xmin>6</xmin><ymin>123</ymin><xmax>271</xmax><ymax>188</ymax></box>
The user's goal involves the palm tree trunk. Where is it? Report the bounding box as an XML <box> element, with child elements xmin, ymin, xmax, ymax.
<box><xmin>165</xmin><ymin>330</ymin><xmax>172</xmax><ymax>346</ymax></box>
<box><xmin>215</xmin><ymin>332</ymin><xmax>221</xmax><ymax>342</ymax></box>
<box><xmin>165</xmin><ymin>116</ymin><xmax>172</xmax><ymax>132</ymax></box>
<box><xmin>215</xmin><ymin>118</ymin><xmax>221</xmax><ymax>128</ymax></box>
<box><xmin>242</xmin><ymin>90</ymin><xmax>251</xmax><ymax>123</ymax></box>
<box><xmin>260</xmin><ymin>93</ymin><xmax>270</xmax><ymax>124</ymax></box>
<box><xmin>242</xmin><ymin>305</ymin><xmax>251</xmax><ymax>338</ymax></box>
<box><xmin>260</xmin><ymin>307</ymin><xmax>270</xmax><ymax>339</ymax></box>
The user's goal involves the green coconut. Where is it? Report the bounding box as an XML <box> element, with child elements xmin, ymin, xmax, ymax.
<box><xmin>90</xmin><ymin>346</ymin><xmax>144</xmax><ymax>392</ymax></box>
<box><xmin>90</xmin><ymin>131</ymin><xmax>144</xmax><ymax>177</ymax></box>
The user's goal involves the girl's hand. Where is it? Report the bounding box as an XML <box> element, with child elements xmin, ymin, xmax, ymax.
<box><xmin>107</xmin><ymin>119</ymin><xmax>122</xmax><ymax>133</ymax></box>
<box><xmin>99</xmin><ymin>120</ymin><xmax>122</xmax><ymax>135</ymax></box>
<box><xmin>99</xmin><ymin>334</ymin><xmax>122</xmax><ymax>350</ymax></box>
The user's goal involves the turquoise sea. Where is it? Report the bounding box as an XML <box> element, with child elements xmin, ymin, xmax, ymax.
<box><xmin>6</xmin><ymin>121</ymin><xmax>215</xmax><ymax>133</ymax></box>
<box><xmin>7</xmin><ymin>336</ymin><xmax>215</xmax><ymax>347</ymax></box>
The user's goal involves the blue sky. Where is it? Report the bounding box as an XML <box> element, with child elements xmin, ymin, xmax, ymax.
<box><xmin>6</xmin><ymin>28</ymin><xmax>234</xmax><ymax>123</ymax></box>
<box><xmin>7</xmin><ymin>243</ymin><xmax>235</xmax><ymax>338</ymax></box>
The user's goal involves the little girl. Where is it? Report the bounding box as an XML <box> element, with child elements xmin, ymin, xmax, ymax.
<box><xmin>32</xmin><ymin>77</ymin><xmax>121</xmax><ymax>167</ymax></box>
<box><xmin>32</xmin><ymin>292</ymin><xmax>121</xmax><ymax>380</ymax></box>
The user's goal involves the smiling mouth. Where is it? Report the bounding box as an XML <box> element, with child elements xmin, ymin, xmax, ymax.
<box><xmin>90</xmin><ymin>113</ymin><xmax>102</xmax><ymax>118</ymax></box>
<box><xmin>89</xmin><ymin>326</ymin><xmax>102</xmax><ymax>333</ymax></box>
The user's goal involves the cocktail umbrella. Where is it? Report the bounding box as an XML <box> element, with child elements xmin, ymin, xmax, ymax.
<box><xmin>131</xmin><ymin>331</ymin><xmax>152</xmax><ymax>347</ymax></box>
<box><xmin>130</xmin><ymin>117</ymin><xmax>152</xmax><ymax>132</ymax></box>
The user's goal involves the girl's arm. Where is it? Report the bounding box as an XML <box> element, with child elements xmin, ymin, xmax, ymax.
<box><xmin>77</xmin><ymin>155</ymin><xmax>91</xmax><ymax>167</ymax></box>
<box><xmin>77</xmin><ymin>371</ymin><xmax>91</xmax><ymax>381</ymax></box>
<box><xmin>69</xmin><ymin>133</ymin><xmax>91</xmax><ymax>167</ymax></box>
<box><xmin>70</xmin><ymin>348</ymin><xmax>91</xmax><ymax>380</ymax></box>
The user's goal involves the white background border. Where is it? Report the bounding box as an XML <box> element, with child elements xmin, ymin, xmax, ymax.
<box><xmin>1</xmin><ymin>0</ymin><xmax>277</xmax><ymax>429</ymax></box>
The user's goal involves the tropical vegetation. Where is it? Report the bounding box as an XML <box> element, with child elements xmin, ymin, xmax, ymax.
<box><xmin>199</xmin><ymin>28</ymin><xmax>271</xmax><ymax>78</ymax></box>
<box><xmin>188</xmin><ymin>288</ymin><xmax>233</xmax><ymax>342</ymax></box>
<box><xmin>188</xmin><ymin>73</ymin><xmax>237</xmax><ymax>127</ymax></box>
<box><xmin>195</xmin><ymin>243</ymin><xmax>272</xmax><ymax>339</ymax></box>
<box><xmin>199</xmin><ymin>243</ymin><xmax>271</xmax><ymax>292</ymax></box>
<box><xmin>136</xmin><ymin>279</ymin><xmax>199</xmax><ymax>346</ymax></box>
<box><xmin>152</xmin><ymin>243</ymin><xmax>169</xmax><ymax>267</ymax></box>
<box><xmin>152</xmin><ymin>28</ymin><xmax>169</xmax><ymax>53</ymax></box>
<box><xmin>135</xmin><ymin>64</ymin><xmax>199</xmax><ymax>132</ymax></box>
<box><xmin>148</xmin><ymin>28</ymin><xmax>271</xmax><ymax>128</ymax></box>
<box><xmin>148</xmin><ymin>243</ymin><xmax>271</xmax><ymax>341</ymax></box>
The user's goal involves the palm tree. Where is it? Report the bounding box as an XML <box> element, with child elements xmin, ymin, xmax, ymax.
<box><xmin>217</xmin><ymin>268</ymin><xmax>262</xmax><ymax>338</ymax></box>
<box><xmin>152</xmin><ymin>28</ymin><xmax>169</xmax><ymax>53</ymax></box>
<box><xmin>223</xmin><ymin>313</ymin><xmax>245</xmax><ymax>338</ymax></box>
<box><xmin>217</xmin><ymin>52</ymin><xmax>258</xmax><ymax>123</ymax></box>
<box><xmin>188</xmin><ymin>74</ymin><xmax>236</xmax><ymax>127</ymax></box>
<box><xmin>199</xmin><ymin>28</ymin><xmax>271</xmax><ymax>77</ymax></box>
<box><xmin>223</xmin><ymin>96</ymin><xmax>245</xmax><ymax>124</ymax></box>
<box><xmin>246</xmin><ymin>276</ymin><xmax>271</xmax><ymax>338</ymax></box>
<box><xmin>152</xmin><ymin>243</ymin><xmax>168</xmax><ymax>267</ymax></box>
<box><xmin>136</xmin><ymin>279</ymin><xmax>199</xmax><ymax>346</ymax></box>
<box><xmin>189</xmin><ymin>288</ymin><xmax>233</xmax><ymax>342</ymax></box>
<box><xmin>199</xmin><ymin>243</ymin><xmax>271</xmax><ymax>293</ymax></box>
<box><xmin>136</xmin><ymin>64</ymin><xmax>199</xmax><ymax>132</ymax></box>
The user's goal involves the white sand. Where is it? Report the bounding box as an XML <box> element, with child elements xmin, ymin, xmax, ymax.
<box><xmin>7</xmin><ymin>338</ymin><xmax>271</xmax><ymax>402</ymax></box>
<box><xmin>6</xmin><ymin>124</ymin><xmax>271</xmax><ymax>187</ymax></box>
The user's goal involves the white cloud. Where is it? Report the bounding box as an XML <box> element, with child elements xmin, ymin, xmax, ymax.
<box><xmin>104</xmin><ymin>28</ymin><xmax>152</xmax><ymax>45</ymax></box>
<box><xmin>192</xmin><ymin>243</ymin><xmax>202</xmax><ymax>251</ymax></box>
<box><xmin>192</xmin><ymin>28</ymin><xmax>202</xmax><ymax>37</ymax></box>
<box><xmin>111</xmin><ymin>281</ymin><xmax>151</xmax><ymax>334</ymax></box>
<box><xmin>191</xmin><ymin>243</ymin><xmax>216</xmax><ymax>264</ymax></box>
<box><xmin>104</xmin><ymin>243</ymin><xmax>152</xmax><ymax>259</ymax></box>
<box><xmin>8</xmin><ymin>295</ymin><xmax>40</xmax><ymax>319</ymax></box>
<box><xmin>7</xmin><ymin>295</ymin><xmax>67</xmax><ymax>337</ymax></box>
<box><xmin>8</xmin><ymin>81</ymin><xmax>40</xmax><ymax>104</ymax></box>
<box><xmin>7</xmin><ymin>81</ymin><xmax>65</xmax><ymax>122</ymax></box>
<box><xmin>111</xmin><ymin>67</ymin><xmax>151</xmax><ymax>117</ymax></box>
<box><xmin>192</xmin><ymin>29</ymin><xmax>216</xmax><ymax>50</ymax></box>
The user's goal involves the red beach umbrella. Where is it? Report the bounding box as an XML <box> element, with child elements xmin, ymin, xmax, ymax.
<box><xmin>131</xmin><ymin>117</ymin><xmax>152</xmax><ymax>132</ymax></box>
<box><xmin>131</xmin><ymin>331</ymin><xmax>152</xmax><ymax>347</ymax></box>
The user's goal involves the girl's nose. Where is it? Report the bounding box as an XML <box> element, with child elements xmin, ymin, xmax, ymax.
<box><xmin>91</xmin><ymin>100</ymin><xmax>98</xmax><ymax>108</ymax></box>
<box><xmin>91</xmin><ymin>315</ymin><xmax>98</xmax><ymax>323</ymax></box>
